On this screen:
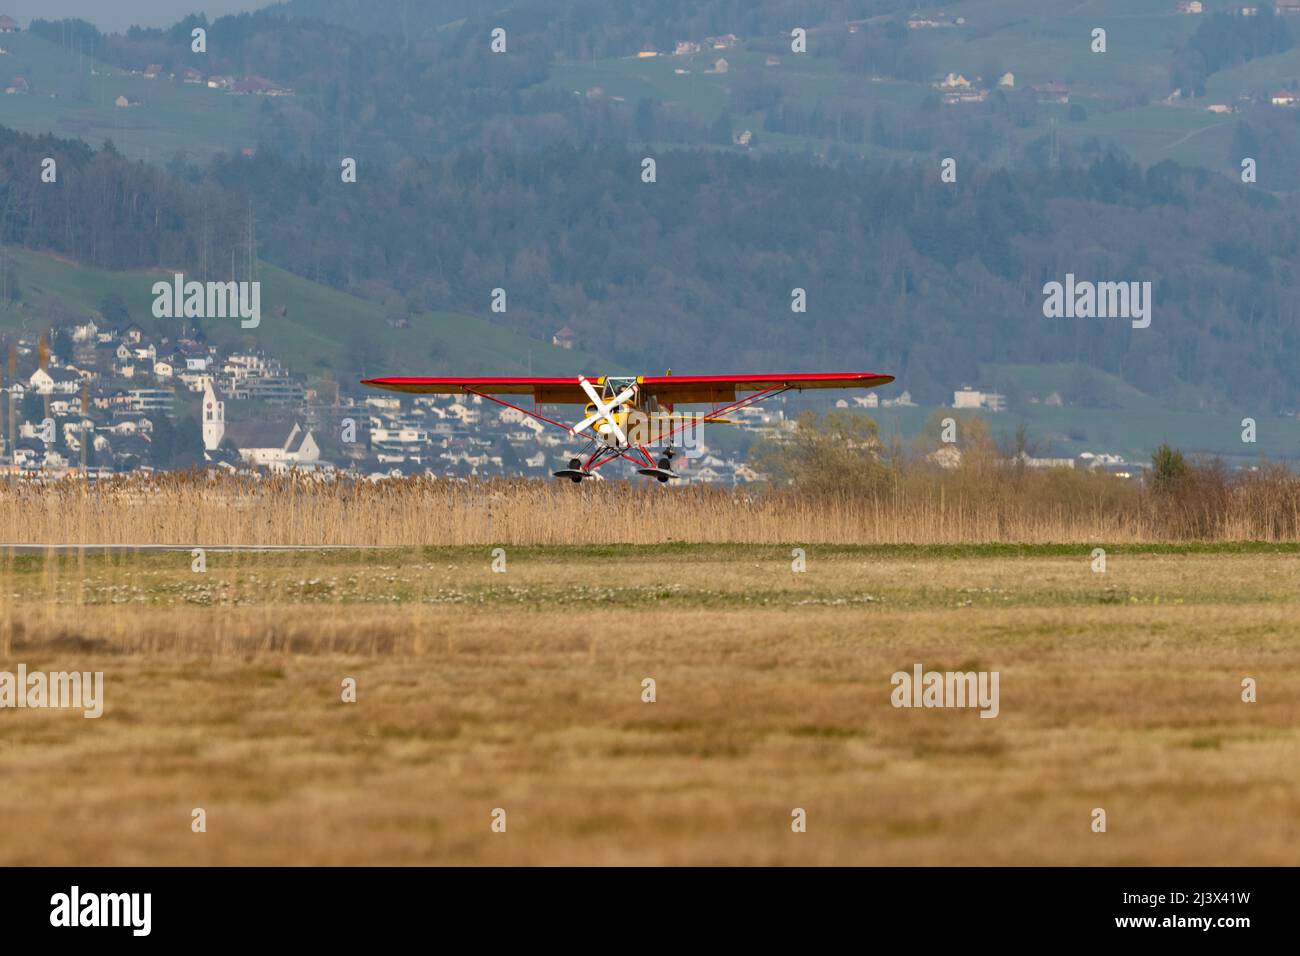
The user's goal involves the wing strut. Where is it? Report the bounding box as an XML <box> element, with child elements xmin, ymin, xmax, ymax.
<box><xmin>462</xmin><ymin>386</ymin><xmax>656</xmax><ymax>471</ymax></box>
<box><xmin>650</xmin><ymin>384</ymin><xmax>793</xmax><ymax>449</ymax></box>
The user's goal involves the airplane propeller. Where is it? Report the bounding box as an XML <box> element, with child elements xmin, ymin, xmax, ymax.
<box><xmin>573</xmin><ymin>376</ymin><xmax>637</xmax><ymax>447</ymax></box>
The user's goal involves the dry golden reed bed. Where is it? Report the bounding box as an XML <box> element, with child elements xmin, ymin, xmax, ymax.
<box><xmin>2</xmin><ymin>466</ymin><xmax>1300</xmax><ymax>546</ymax></box>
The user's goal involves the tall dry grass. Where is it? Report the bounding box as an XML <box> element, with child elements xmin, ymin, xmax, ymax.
<box><xmin>2</xmin><ymin>461</ymin><xmax>1299</xmax><ymax>545</ymax></box>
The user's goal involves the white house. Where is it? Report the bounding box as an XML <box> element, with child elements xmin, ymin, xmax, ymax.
<box><xmin>29</xmin><ymin>366</ymin><xmax>82</xmax><ymax>395</ymax></box>
<box><xmin>953</xmin><ymin>386</ymin><xmax>1007</xmax><ymax>412</ymax></box>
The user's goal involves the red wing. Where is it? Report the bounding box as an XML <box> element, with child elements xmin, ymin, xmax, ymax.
<box><xmin>639</xmin><ymin>372</ymin><xmax>894</xmax><ymax>404</ymax></box>
<box><xmin>360</xmin><ymin>376</ymin><xmax>596</xmax><ymax>404</ymax></box>
<box><xmin>361</xmin><ymin>372</ymin><xmax>896</xmax><ymax>406</ymax></box>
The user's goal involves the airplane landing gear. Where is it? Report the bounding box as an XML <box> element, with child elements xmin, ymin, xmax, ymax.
<box><xmin>554</xmin><ymin>456</ymin><xmax>593</xmax><ymax>482</ymax></box>
<box><xmin>638</xmin><ymin>446</ymin><xmax>680</xmax><ymax>483</ymax></box>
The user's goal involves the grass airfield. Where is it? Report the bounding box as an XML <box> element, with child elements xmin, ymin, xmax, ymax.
<box><xmin>2</xmin><ymin>543</ymin><xmax>1298</xmax><ymax>866</ymax></box>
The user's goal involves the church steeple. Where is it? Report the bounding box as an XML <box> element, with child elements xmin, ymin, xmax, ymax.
<box><xmin>202</xmin><ymin>378</ymin><xmax>225</xmax><ymax>453</ymax></box>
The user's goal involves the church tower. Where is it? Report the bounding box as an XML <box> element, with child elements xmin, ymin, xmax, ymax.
<box><xmin>202</xmin><ymin>378</ymin><xmax>225</xmax><ymax>453</ymax></box>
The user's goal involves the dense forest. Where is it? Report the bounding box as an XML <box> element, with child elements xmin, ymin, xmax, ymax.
<box><xmin>273</xmin><ymin>0</ymin><xmax>913</xmax><ymax>46</ymax></box>
<box><xmin>1171</xmin><ymin>8</ymin><xmax>1295</xmax><ymax>99</ymax></box>
<box><xmin>2</xmin><ymin>124</ymin><xmax>1298</xmax><ymax>410</ymax></box>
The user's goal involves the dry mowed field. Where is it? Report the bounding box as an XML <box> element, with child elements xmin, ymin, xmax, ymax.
<box><xmin>2</xmin><ymin>542</ymin><xmax>1299</xmax><ymax>866</ymax></box>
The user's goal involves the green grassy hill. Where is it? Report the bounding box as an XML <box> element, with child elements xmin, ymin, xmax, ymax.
<box><xmin>541</xmin><ymin>0</ymin><xmax>1299</xmax><ymax>176</ymax></box>
<box><xmin>0</xmin><ymin>29</ymin><xmax>258</xmax><ymax>162</ymax></box>
<box><xmin>1207</xmin><ymin>42</ymin><xmax>1300</xmax><ymax>99</ymax></box>
<box><xmin>2</xmin><ymin>2</ymin><xmax>1297</xmax><ymax>175</ymax></box>
<box><xmin>865</xmin><ymin>361</ymin><xmax>1300</xmax><ymax>467</ymax></box>
<box><xmin>0</xmin><ymin>248</ymin><xmax>617</xmax><ymax>388</ymax></box>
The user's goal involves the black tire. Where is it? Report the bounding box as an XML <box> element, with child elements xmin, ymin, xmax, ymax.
<box><xmin>569</xmin><ymin>457</ymin><xmax>581</xmax><ymax>469</ymax></box>
<box><xmin>657</xmin><ymin>457</ymin><xmax>670</xmax><ymax>470</ymax></box>
<box><xmin>571</xmin><ymin>475</ymin><xmax>581</xmax><ymax>484</ymax></box>
<box><xmin>657</xmin><ymin>475</ymin><xmax>668</xmax><ymax>483</ymax></box>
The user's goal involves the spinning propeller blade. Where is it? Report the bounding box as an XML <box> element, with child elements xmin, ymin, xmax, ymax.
<box><xmin>574</xmin><ymin>376</ymin><xmax>636</xmax><ymax>446</ymax></box>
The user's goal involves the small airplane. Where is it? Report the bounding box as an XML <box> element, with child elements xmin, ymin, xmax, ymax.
<box><xmin>361</xmin><ymin>371</ymin><xmax>895</xmax><ymax>482</ymax></box>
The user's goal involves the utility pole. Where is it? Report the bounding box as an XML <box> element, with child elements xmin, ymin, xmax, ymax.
<box><xmin>246</xmin><ymin>202</ymin><xmax>258</xmax><ymax>283</ymax></box>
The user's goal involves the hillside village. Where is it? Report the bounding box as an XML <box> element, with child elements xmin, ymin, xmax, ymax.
<box><xmin>0</xmin><ymin>316</ymin><xmax>799</xmax><ymax>483</ymax></box>
<box><xmin>0</xmin><ymin>310</ymin><xmax>1146</xmax><ymax>483</ymax></box>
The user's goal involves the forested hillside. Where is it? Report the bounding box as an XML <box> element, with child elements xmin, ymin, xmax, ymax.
<box><xmin>272</xmin><ymin>0</ymin><xmax>913</xmax><ymax>46</ymax></box>
<box><xmin>1171</xmin><ymin>8</ymin><xmax>1295</xmax><ymax>97</ymax></box>
<box><xmin>2</xmin><ymin>124</ymin><xmax>1297</xmax><ymax>409</ymax></box>
<box><xmin>7</xmin><ymin>2</ymin><xmax>1300</xmax><ymax>417</ymax></box>
<box><xmin>2</xmin><ymin>5</ymin><xmax>1185</xmax><ymax>162</ymax></box>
